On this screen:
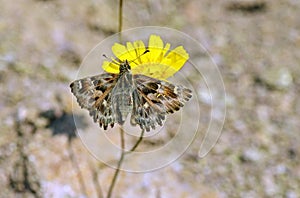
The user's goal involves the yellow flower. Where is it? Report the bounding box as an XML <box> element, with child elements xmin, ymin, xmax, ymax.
<box><xmin>102</xmin><ymin>34</ymin><xmax>189</xmax><ymax>80</ymax></box>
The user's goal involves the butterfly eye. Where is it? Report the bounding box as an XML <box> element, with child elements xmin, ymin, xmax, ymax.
<box><xmin>126</xmin><ymin>61</ymin><xmax>131</xmax><ymax>70</ymax></box>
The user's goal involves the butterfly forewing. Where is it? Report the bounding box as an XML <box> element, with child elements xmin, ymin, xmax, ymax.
<box><xmin>70</xmin><ymin>73</ymin><xmax>118</xmax><ymax>129</ymax></box>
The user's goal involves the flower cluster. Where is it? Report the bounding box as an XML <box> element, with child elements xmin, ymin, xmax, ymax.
<box><xmin>102</xmin><ymin>34</ymin><xmax>189</xmax><ymax>80</ymax></box>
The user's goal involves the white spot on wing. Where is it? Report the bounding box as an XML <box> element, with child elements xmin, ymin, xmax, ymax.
<box><xmin>143</xmin><ymin>103</ymin><xmax>150</xmax><ymax>108</ymax></box>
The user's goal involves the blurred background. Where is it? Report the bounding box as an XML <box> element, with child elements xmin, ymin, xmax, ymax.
<box><xmin>0</xmin><ymin>0</ymin><xmax>299</xmax><ymax>197</ymax></box>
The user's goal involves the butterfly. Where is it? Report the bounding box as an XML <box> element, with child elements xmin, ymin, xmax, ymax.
<box><xmin>70</xmin><ymin>56</ymin><xmax>192</xmax><ymax>132</ymax></box>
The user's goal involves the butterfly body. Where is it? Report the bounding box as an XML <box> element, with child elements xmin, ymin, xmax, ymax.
<box><xmin>70</xmin><ymin>60</ymin><xmax>192</xmax><ymax>132</ymax></box>
<box><xmin>110</xmin><ymin>61</ymin><xmax>134</xmax><ymax>125</ymax></box>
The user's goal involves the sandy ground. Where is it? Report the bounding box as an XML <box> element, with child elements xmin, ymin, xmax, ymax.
<box><xmin>0</xmin><ymin>0</ymin><xmax>299</xmax><ymax>197</ymax></box>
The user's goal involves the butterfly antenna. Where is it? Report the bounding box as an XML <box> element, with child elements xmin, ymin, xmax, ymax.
<box><xmin>128</xmin><ymin>49</ymin><xmax>150</xmax><ymax>64</ymax></box>
<box><xmin>103</xmin><ymin>54</ymin><xmax>121</xmax><ymax>65</ymax></box>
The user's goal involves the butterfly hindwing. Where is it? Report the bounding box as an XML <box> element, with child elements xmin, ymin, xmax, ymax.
<box><xmin>70</xmin><ymin>73</ymin><xmax>118</xmax><ymax>129</ymax></box>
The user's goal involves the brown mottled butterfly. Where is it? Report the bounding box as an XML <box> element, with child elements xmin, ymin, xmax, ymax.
<box><xmin>70</xmin><ymin>51</ymin><xmax>192</xmax><ymax>132</ymax></box>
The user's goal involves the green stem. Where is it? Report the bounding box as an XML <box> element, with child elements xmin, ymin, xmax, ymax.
<box><xmin>118</xmin><ymin>0</ymin><xmax>123</xmax><ymax>33</ymax></box>
<box><xmin>106</xmin><ymin>127</ymin><xmax>125</xmax><ymax>198</ymax></box>
<box><xmin>127</xmin><ymin>129</ymin><xmax>145</xmax><ymax>153</ymax></box>
<box><xmin>106</xmin><ymin>128</ymin><xmax>145</xmax><ymax>198</ymax></box>
<box><xmin>118</xmin><ymin>0</ymin><xmax>123</xmax><ymax>42</ymax></box>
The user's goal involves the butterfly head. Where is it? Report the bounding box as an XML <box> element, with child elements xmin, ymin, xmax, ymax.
<box><xmin>119</xmin><ymin>60</ymin><xmax>131</xmax><ymax>74</ymax></box>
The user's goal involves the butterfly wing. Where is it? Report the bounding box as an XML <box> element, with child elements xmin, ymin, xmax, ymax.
<box><xmin>70</xmin><ymin>73</ymin><xmax>118</xmax><ymax>130</ymax></box>
<box><xmin>131</xmin><ymin>74</ymin><xmax>192</xmax><ymax>131</ymax></box>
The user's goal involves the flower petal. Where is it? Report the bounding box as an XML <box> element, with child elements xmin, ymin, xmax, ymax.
<box><xmin>111</xmin><ymin>43</ymin><xmax>132</xmax><ymax>61</ymax></box>
<box><xmin>126</xmin><ymin>40</ymin><xmax>147</xmax><ymax>68</ymax></box>
<box><xmin>147</xmin><ymin>35</ymin><xmax>165</xmax><ymax>63</ymax></box>
<box><xmin>102</xmin><ymin>60</ymin><xmax>119</xmax><ymax>73</ymax></box>
<box><xmin>131</xmin><ymin>63</ymin><xmax>176</xmax><ymax>80</ymax></box>
<box><xmin>160</xmin><ymin>46</ymin><xmax>189</xmax><ymax>78</ymax></box>
<box><xmin>133</xmin><ymin>40</ymin><xmax>147</xmax><ymax>64</ymax></box>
